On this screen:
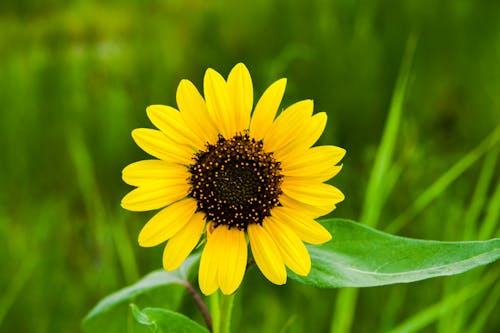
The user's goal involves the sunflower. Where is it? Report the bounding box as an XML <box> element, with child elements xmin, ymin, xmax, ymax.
<box><xmin>121</xmin><ymin>63</ymin><xmax>345</xmax><ymax>295</ymax></box>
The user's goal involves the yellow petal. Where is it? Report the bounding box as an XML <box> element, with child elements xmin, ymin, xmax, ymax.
<box><xmin>215</xmin><ymin>226</ymin><xmax>248</xmax><ymax>295</ymax></box>
<box><xmin>263</xmin><ymin>100</ymin><xmax>313</xmax><ymax>153</ymax></box>
<box><xmin>227</xmin><ymin>63</ymin><xmax>253</xmax><ymax>132</ymax></box>
<box><xmin>176</xmin><ymin>79</ymin><xmax>219</xmax><ymax>145</ymax></box>
<box><xmin>131</xmin><ymin>129</ymin><xmax>195</xmax><ymax>165</ymax></box>
<box><xmin>204</xmin><ymin>68</ymin><xmax>236</xmax><ymax>138</ymax></box>
<box><xmin>163</xmin><ymin>212</ymin><xmax>206</xmax><ymax>270</ymax></box>
<box><xmin>122</xmin><ymin>160</ymin><xmax>189</xmax><ymax>187</ymax></box>
<box><xmin>263</xmin><ymin>217</ymin><xmax>311</xmax><ymax>276</ymax></box>
<box><xmin>281</xmin><ymin>145</ymin><xmax>346</xmax><ymax>170</ymax></box>
<box><xmin>146</xmin><ymin>105</ymin><xmax>205</xmax><ymax>150</ymax></box>
<box><xmin>274</xmin><ymin>112</ymin><xmax>327</xmax><ymax>161</ymax></box>
<box><xmin>281</xmin><ymin>180</ymin><xmax>345</xmax><ymax>206</ymax></box>
<box><xmin>248</xmin><ymin>224</ymin><xmax>287</xmax><ymax>285</ymax></box>
<box><xmin>199</xmin><ymin>227</ymin><xmax>220</xmax><ymax>295</ymax></box>
<box><xmin>271</xmin><ymin>206</ymin><xmax>332</xmax><ymax>244</ymax></box>
<box><xmin>138</xmin><ymin>198</ymin><xmax>197</xmax><ymax>247</ymax></box>
<box><xmin>249</xmin><ymin>78</ymin><xmax>286</xmax><ymax>140</ymax></box>
<box><xmin>205</xmin><ymin>221</ymin><xmax>216</xmax><ymax>239</ymax></box>
<box><xmin>121</xmin><ymin>181</ymin><xmax>190</xmax><ymax>212</ymax></box>
<box><xmin>285</xmin><ymin>165</ymin><xmax>343</xmax><ymax>183</ymax></box>
<box><xmin>278</xmin><ymin>193</ymin><xmax>336</xmax><ymax>219</ymax></box>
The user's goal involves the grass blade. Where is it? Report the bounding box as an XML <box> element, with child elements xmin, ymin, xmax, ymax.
<box><xmin>463</xmin><ymin>149</ymin><xmax>499</xmax><ymax>239</ymax></box>
<box><xmin>478</xmin><ymin>166</ymin><xmax>500</xmax><ymax>239</ymax></box>
<box><xmin>0</xmin><ymin>257</ymin><xmax>36</xmax><ymax>326</ymax></box>
<box><xmin>387</xmin><ymin>269</ymin><xmax>499</xmax><ymax>333</ymax></box>
<box><xmin>466</xmin><ymin>274</ymin><xmax>500</xmax><ymax>333</ymax></box>
<box><xmin>331</xmin><ymin>34</ymin><xmax>417</xmax><ymax>333</ymax></box>
<box><xmin>360</xmin><ymin>34</ymin><xmax>417</xmax><ymax>229</ymax></box>
<box><xmin>386</xmin><ymin>125</ymin><xmax>500</xmax><ymax>234</ymax></box>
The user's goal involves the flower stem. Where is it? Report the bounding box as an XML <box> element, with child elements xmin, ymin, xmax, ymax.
<box><xmin>182</xmin><ymin>280</ymin><xmax>212</xmax><ymax>331</ymax></box>
<box><xmin>219</xmin><ymin>293</ymin><xmax>235</xmax><ymax>333</ymax></box>
<box><xmin>210</xmin><ymin>292</ymin><xmax>220</xmax><ymax>333</ymax></box>
<box><xmin>210</xmin><ymin>291</ymin><xmax>236</xmax><ymax>333</ymax></box>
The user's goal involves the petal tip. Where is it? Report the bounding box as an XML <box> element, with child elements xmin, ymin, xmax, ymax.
<box><xmin>120</xmin><ymin>193</ymin><xmax>138</xmax><ymax>212</ymax></box>
<box><xmin>199</xmin><ymin>277</ymin><xmax>219</xmax><ymax>296</ymax></box>
<box><xmin>315</xmin><ymin>111</ymin><xmax>327</xmax><ymax>120</ymax></box>
<box><xmin>337</xmin><ymin>147</ymin><xmax>347</xmax><ymax>160</ymax></box>
<box><xmin>137</xmin><ymin>234</ymin><xmax>147</xmax><ymax>247</ymax></box>
<box><xmin>120</xmin><ymin>198</ymin><xmax>128</xmax><ymax>210</ymax></box>
<box><xmin>274</xmin><ymin>77</ymin><xmax>287</xmax><ymax>88</ymax></box>
<box><xmin>232</xmin><ymin>62</ymin><xmax>248</xmax><ymax>72</ymax></box>
<box><xmin>205</xmin><ymin>68</ymin><xmax>220</xmax><ymax>79</ymax></box>
<box><xmin>220</xmin><ymin>285</ymin><xmax>238</xmax><ymax>295</ymax></box>
<box><xmin>199</xmin><ymin>286</ymin><xmax>218</xmax><ymax>296</ymax></box>
<box><xmin>322</xmin><ymin>232</ymin><xmax>333</xmax><ymax>243</ymax></box>
<box><xmin>145</xmin><ymin>105</ymin><xmax>156</xmax><ymax>118</ymax></box>
<box><xmin>137</xmin><ymin>231</ymin><xmax>152</xmax><ymax>247</ymax></box>
<box><xmin>131</xmin><ymin>128</ymin><xmax>148</xmax><ymax>142</ymax></box>
<box><xmin>163</xmin><ymin>257</ymin><xmax>181</xmax><ymax>271</ymax></box>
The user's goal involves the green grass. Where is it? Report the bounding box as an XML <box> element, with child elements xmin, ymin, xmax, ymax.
<box><xmin>331</xmin><ymin>31</ymin><xmax>416</xmax><ymax>333</ymax></box>
<box><xmin>1</xmin><ymin>0</ymin><xmax>499</xmax><ymax>332</ymax></box>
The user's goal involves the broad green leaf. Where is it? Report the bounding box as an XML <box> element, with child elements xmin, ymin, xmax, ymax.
<box><xmin>290</xmin><ymin>219</ymin><xmax>500</xmax><ymax>288</ymax></box>
<box><xmin>131</xmin><ymin>304</ymin><xmax>209</xmax><ymax>333</ymax></box>
<box><xmin>82</xmin><ymin>254</ymin><xmax>200</xmax><ymax>333</ymax></box>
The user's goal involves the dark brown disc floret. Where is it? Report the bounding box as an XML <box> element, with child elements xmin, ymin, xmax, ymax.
<box><xmin>188</xmin><ymin>133</ymin><xmax>283</xmax><ymax>230</ymax></box>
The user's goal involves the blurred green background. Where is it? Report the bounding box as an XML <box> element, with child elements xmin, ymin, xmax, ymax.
<box><xmin>1</xmin><ymin>0</ymin><xmax>499</xmax><ymax>332</ymax></box>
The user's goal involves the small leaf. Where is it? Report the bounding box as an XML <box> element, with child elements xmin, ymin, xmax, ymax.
<box><xmin>290</xmin><ymin>219</ymin><xmax>500</xmax><ymax>288</ymax></box>
<box><xmin>131</xmin><ymin>304</ymin><xmax>210</xmax><ymax>333</ymax></box>
<box><xmin>130</xmin><ymin>303</ymin><xmax>154</xmax><ymax>327</ymax></box>
<box><xmin>82</xmin><ymin>254</ymin><xmax>200</xmax><ymax>333</ymax></box>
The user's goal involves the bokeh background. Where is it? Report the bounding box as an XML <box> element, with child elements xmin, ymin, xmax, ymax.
<box><xmin>1</xmin><ymin>0</ymin><xmax>499</xmax><ymax>332</ymax></box>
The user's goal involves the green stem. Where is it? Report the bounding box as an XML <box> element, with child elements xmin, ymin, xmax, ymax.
<box><xmin>210</xmin><ymin>291</ymin><xmax>236</xmax><ymax>333</ymax></box>
<box><xmin>219</xmin><ymin>293</ymin><xmax>236</xmax><ymax>333</ymax></box>
<box><xmin>209</xmin><ymin>292</ymin><xmax>220</xmax><ymax>333</ymax></box>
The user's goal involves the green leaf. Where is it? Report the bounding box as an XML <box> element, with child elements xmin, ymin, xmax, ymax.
<box><xmin>290</xmin><ymin>219</ymin><xmax>500</xmax><ymax>288</ymax></box>
<box><xmin>82</xmin><ymin>254</ymin><xmax>200</xmax><ymax>333</ymax></box>
<box><xmin>130</xmin><ymin>304</ymin><xmax>209</xmax><ymax>333</ymax></box>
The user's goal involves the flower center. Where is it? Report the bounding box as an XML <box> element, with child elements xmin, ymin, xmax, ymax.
<box><xmin>188</xmin><ymin>133</ymin><xmax>283</xmax><ymax>230</ymax></box>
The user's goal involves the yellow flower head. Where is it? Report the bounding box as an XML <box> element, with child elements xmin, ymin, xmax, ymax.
<box><xmin>121</xmin><ymin>63</ymin><xmax>345</xmax><ymax>295</ymax></box>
